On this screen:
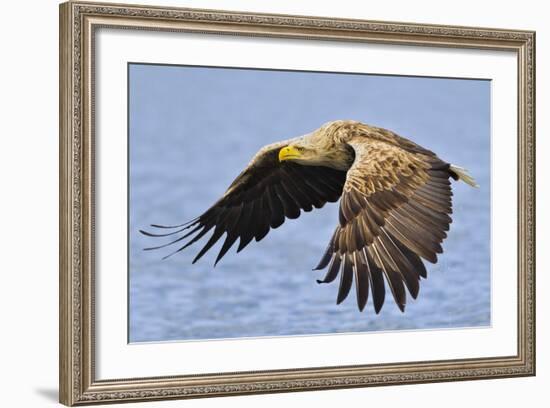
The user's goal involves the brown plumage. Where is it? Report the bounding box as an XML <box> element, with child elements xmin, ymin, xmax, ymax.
<box><xmin>141</xmin><ymin>120</ymin><xmax>478</xmax><ymax>313</ymax></box>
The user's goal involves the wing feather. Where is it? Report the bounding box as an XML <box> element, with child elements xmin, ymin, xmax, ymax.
<box><xmin>317</xmin><ymin>253</ymin><xmax>341</xmax><ymax>284</ymax></box>
<box><xmin>353</xmin><ymin>251</ymin><xmax>369</xmax><ymax>311</ymax></box>
<box><xmin>236</xmin><ymin>199</ymin><xmax>259</xmax><ymax>252</ymax></box>
<box><xmin>336</xmin><ymin>254</ymin><xmax>354</xmax><ymax>304</ymax></box>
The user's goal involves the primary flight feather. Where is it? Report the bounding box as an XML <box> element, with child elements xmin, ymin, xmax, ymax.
<box><xmin>141</xmin><ymin>120</ymin><xmax>477</xmax><ymax>313</ymax></box>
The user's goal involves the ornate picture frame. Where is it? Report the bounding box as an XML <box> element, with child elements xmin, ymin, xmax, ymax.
<box><xmin>59</xmin><ymin>1</ymin><xmax>535</xmax><ymax>405</ymax></box>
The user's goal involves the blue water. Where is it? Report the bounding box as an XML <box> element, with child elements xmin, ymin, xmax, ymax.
<box><xmin>129</xmin><ymin>64</ymin><xmax>491</xmax><ymax>343</ymax></box>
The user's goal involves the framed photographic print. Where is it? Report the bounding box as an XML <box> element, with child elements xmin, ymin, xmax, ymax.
<box><xmin>59</xmin><ymin>1</ymin><xmax>536</xmax><ymax>405</ymax></box>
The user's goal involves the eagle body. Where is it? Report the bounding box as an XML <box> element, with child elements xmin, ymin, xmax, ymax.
<box><xmin>142</xmin><ymin>120</ymin><xmax>477</xmax><ymax>313</ymax></box>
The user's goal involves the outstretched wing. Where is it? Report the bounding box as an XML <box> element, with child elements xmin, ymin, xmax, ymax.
<box><xmin>314</xmin><ymin>138</ymin><xmax>453</xmax><ymax>313</ymax></box>
<box><xmin>141</xmin><ymin>140</ymin><xmax>347</xmax><ymax>264</ymax></box>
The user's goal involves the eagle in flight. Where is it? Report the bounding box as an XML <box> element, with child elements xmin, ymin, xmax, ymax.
<box><xmin>141</xmin><ymin>120</ymin><xmax>477</xmax><ymax>313</ymax></box>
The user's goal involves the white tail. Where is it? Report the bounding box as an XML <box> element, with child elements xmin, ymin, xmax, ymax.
<box><xmin>450</xmin><ymin>164</ymin><xmax>479</xmax><ymax>188</ymax></box>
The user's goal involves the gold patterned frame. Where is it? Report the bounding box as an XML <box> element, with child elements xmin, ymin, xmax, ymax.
<box><xmin>59</xmin><ymin>1</ymin><xmax>536</xmax><ymax>405</ymax></box>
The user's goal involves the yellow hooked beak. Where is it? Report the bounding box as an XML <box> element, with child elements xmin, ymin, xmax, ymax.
<box><xmin>278</xmin><ymin>146</ymin><xmax>302</xmax><ymax>162</ymax></box>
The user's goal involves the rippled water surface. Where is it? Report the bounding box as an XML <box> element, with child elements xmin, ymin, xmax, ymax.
<box><xmin>129</xmin><ymin>64</ymin><xmax>491</xmax><ymax>343</ymax></box>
